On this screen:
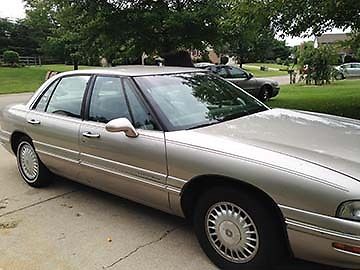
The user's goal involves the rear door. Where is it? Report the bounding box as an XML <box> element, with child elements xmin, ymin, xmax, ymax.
<box><xmin>26</xmin><ymin>75</ymin><xmax>91</xmax><ymax>180</ymax></box>
<box><xmin>78</xmin><ymin>76</ymin><xmax>170</xmax><ymax>212</ymax></box>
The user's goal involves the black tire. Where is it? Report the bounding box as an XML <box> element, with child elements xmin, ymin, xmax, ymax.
<box><xmin>258</xmin><ymin>86</ymin><xmax>272</xmax><ymax>102</ymax></box>
<box><xmin>335</xmin><ymin>73</ymin><xmax>345</xmax><ymax>80</ymax></box>
<box><xmin>193</xmin><ymin>187</ymin><xmax>286</xmax><ymax>270</ymax></box>
<box><xmin>16</xmin><ymin>136</ymin><xmax>51</xmax><ymax>188</ymax></box>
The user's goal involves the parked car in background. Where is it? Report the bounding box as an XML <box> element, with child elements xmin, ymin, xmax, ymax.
<box><xmin>1</xmin><ymin>66</ymin><xmax>359</xmax><ymax>270</ymax></box>
<box><xmin>197</xmin><ymin>64</ymin><xmax>280</xmax><ymax>101</ymax></box>
<box><xmin>335</xmin><ymin>62</ymin><xmax>360</xmax><ymax>79</ymax></box>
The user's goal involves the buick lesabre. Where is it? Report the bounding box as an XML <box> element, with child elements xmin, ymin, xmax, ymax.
<box><xmin>0</xmin><ymin>66</ymin><xmax>359</xmax><ymax>269</ymax></box>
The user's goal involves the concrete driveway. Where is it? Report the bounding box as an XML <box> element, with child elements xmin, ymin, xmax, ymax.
<box><xmin>0</xmin><ymin>94</ymin><xmax>342</xmax><ymax>270</ymax></box>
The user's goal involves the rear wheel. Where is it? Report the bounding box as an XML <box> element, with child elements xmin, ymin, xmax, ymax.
<box><xmin>16</xmin><ymin>137</ymin><xmax>51</xmax><ymax>187</ymax></box>
<box><xmin>193</xmin><ymin>187</ymin><xmax>285</xmax><ymax>270</ymax></box>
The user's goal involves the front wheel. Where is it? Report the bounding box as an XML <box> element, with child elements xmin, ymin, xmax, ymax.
<box><xmin>193</xmin><ymin>187</ymin><xmax>285</xmax><ymax>270</ymax></box>
<box><xmin>16</xmin><ymin>137</ymin><xmax>51</xmax><ymax>187</ymax></box>
<box><xmin>258</xmin><ymin>86</ymin><xmax>272</xmax><ymax>102</ymax></box>
<box><xmin>335</xmin><ymin>73</ymin><xmax>345</xmax><ymax>80</ymax></box>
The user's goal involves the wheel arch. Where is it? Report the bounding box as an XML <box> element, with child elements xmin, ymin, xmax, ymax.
<box><xmin>180</xmin><ymin>174</ymin><xmax>292</xmax><ymax>255</ymax></box>
<box><xmin>10</xmin><ymin>130</ymin><xmax>32</xmax><ymax>155</ymax></box>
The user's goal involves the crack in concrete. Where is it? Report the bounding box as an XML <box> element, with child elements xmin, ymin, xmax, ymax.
<box><xmin>0</xmin><ymin>190</ymin><xmax>79</xmax><ymax>218</ymax></box>
<box><xmin>103</xmin><ymin>226</ymin><xmax>179</xmax><ymax>269</ymax></box>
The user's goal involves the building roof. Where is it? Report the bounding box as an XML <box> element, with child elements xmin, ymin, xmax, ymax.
<box><xmin>316</xmin><ymin>33</ymin><xmax>351</xmax><ymax>45</ymax></box>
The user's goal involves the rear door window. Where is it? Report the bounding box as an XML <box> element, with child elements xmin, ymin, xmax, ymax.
<box><xmin>46</xmin><ymin>76</ymin><xmax>90</xmax><ymax>118</ymax></box>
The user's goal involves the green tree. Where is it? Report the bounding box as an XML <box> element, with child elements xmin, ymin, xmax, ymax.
<box><xmin>271</xmin><ymin>0</ymin><xmax>360</xmax><ymax>37</ymax></box>
<box><xmin>24</xmin><ymin>0</ymin><xmax>220</xmax><ymax>67</ymax></box>
<box><xmin>0</xmin><ymin>18</ymin><xmax>39</xmax><ymax>56</ymax></box>
<box><xmin>215</xmin><ymin>0</ymin><xmax>275</xmax><ymax>67</ymax></box>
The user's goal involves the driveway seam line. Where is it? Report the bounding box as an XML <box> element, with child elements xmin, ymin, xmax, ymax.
<box><xmin>0</xmin><ymin>189</ymin><xmax>79</xmax><ymax>218</ymax></box>
<box><xmin>103</xmin><ymin>226</ymin><xmax>179</xmax><ymax>269</ymax></box>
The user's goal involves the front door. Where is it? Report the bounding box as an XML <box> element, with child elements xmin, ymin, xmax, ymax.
<box><xmin>78</xmin><ymin>76</ymin><xmax>170</xmax><ymax>212</ymax></box>
<box><xmin>226</xmin><ymin>66</ymin><xmax>257</xmax><ymax>96</ymax></box>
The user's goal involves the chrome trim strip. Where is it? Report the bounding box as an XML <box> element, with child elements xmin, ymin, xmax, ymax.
<box><xmin>30</xmin><ymin>111</ymin><xmax>83</xmax><ymax>124</ymax></box>
<box><xmin>34</xmin><ymin>140</ymin><xmax>79</xmax><ymax>155</ymax></box>
<box><xmin>167</xmin><ymin>175</ymin><xmax>188</xmax><ymax>190</ymax></box>
<box><xmin>80</xmin><ymin>153</ymin><xmax>181</xmax><ymax>194</ymax></box>
<box><xmin>166</xmin><ymin>186</ymin><xmax>181</xmax><ymax>195</ymax></box>
<box><xmin>80</xmin><ymin>161</ymin><xmax>167</xmax><ymax>191</ymax></box>
<box><xmin>36</xmin><ymin>149</ymin><xmax>79</xmax><ymax>164</ymax></box>
<box><xmin>333</xmin><ymin>248</ymin><xmax>360</xmax><ymax>257</ymax></box>
<box><xmin>279</xmin><ymin>204</ymin><xmax>328</xmax><ymax>219</ymax></box>
<box><xmin>0</xmin><ymin>135</ymin><xmax>8</xmax><ymax>142</ymax></box>
<box><xmin>166</xmin><ymin>140</ymin><xmax>348</xmax><ymax>192</ymax></box>
<box><xmin>286</xmin><ymin>219</ymin><xmax>360</xmax><ymax>242</ymax></box>
<box><xmin>80</xmin><ymin>152</ymin><xmax>167</xmax><ymax>183</ymax></box>
<box><xmin>1</xmin><ymin>130</ymin><xmax>11</xmax><ymax>136</ymax></box>
<box><xmin>168</xmin><ymin>176</ymin><xmax>187</xmax><ymax>184</ymax></box>
<box><xmin>279</xmin><ymin>204</ymin><xmax>340</xmax><ymax>222</ymax></box>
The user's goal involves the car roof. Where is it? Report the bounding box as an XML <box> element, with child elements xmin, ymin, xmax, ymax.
<box><xmin>57</xmin><ymin>65</ymin><xmax>205</xmax><ymax>77</ymax></box>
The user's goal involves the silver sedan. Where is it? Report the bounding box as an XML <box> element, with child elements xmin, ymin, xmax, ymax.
<box><xmin>0</xmin><ymin>66</ymin><xmax>359</xmax><ymax>269</ymax></box>
<box><xmin>335</xmin><ymin>62</ymin><xmax>360</xmax><ymax>79</ymax></box>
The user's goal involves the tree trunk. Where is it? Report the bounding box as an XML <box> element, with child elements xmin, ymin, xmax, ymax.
<box><xmin>74</xmin><ymin>60</ymin><xmax>78</xmax><ymax>70</ymax></box>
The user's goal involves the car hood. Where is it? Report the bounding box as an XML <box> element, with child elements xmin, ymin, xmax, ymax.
<box><xmin>192</xmin><ymin>109</ymin><xmax>360</xmax><ymax>181</ymax></box>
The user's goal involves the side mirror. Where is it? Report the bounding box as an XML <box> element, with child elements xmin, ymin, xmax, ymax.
<box><xmin>247</xmin><ymin>72</ymin><xmax>254</xmax><ymax>79</ymax></box>
<box><xmin>105</xmin><ymin>118</ymin><xmax>139</xmax><ymax>138</ymax></box>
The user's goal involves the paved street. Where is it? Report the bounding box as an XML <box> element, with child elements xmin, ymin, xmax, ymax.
<box><xmin>263</xmin><ymin>75</ymin><xmax>291</xmax><ymax>85</ymax></box>
<box><xmin>0</xmin><ymin>92</ymin><xmax>33</xmax><ymax>110</ymax></box>
<box><xmin>0</xmin><ymin>94</ymin><xmax>342</xmax><ymax>270</ymax></box>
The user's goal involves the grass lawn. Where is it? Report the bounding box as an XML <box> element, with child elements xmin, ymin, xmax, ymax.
<box><xmin>267</xmin><ymin>79</ymin><xmax>360</xmax><ymax>120</ymax></box>
<box><xmin>0</xmin><ymin>64</ymin><xmax>95</xmax><ymax>94</ymax></box>
<box><xmin>243</xmin><ymin>65</ymin><xmax>288</xmax><ymax>77</ymax></box>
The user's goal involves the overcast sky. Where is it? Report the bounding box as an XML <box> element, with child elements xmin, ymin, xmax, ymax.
<box><xmin>0</xmin><ymin>0</ymin><xmax>25</xmax><ymax>20</ymax></box>
<box><xmin>0</xmin><ymin>0</ymin><xmax>349</xmax><ymax>47</ymax></box>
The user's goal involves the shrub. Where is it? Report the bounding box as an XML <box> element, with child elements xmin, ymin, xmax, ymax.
<box><xmin>275</xmin><ymin>57</ymin><xmax>282</xmax><ymax>65</ymax></box>
<box><xmin>298</xmin><ymin>45</ymin><xmax>338</xmax><ymax>85</ymax></box>
<box><xmin>3</xmin><ymin>50</ymin><xmax>20</xmax><ymax>65</ymax></box>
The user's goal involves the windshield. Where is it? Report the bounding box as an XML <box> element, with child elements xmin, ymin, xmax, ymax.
<box><xmin>135</xmin><ymin>73</ymin><xmax>268</xmax><ymax>131</ymax></box>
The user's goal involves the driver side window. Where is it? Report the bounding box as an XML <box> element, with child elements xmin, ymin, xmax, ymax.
<box><xmin>89</xmin><ymin>76</ymin><xmax>131</xmax><ymax>123</ymax></box>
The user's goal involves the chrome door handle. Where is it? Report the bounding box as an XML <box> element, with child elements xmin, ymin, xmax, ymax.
<box><xmin>27</xmin><ymin>119</ymin><xmax>41</xmax><ymax>125</ymax></box>
<box><xmin>82</xmin><ymin>132</ymin><xmax>100</xmax><ymax>138</ymax></box>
